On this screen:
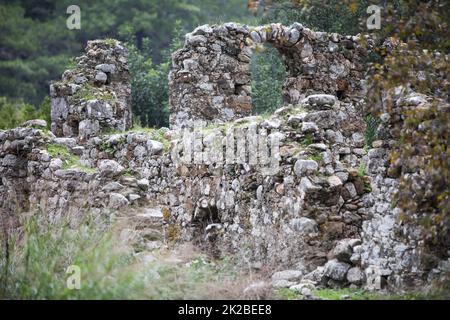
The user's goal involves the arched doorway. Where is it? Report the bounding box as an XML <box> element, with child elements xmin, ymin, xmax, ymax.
<box><xmin>169</xmin><ymin>22</ymin><xmax>369</xmax><ymax>129</ymax></box>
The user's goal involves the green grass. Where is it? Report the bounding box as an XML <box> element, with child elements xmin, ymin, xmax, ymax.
<box><xmin>73</xmin><ymin>83</ymin><xmax>117</xmax><ymax>103</ymax></box>
<box><xmin>128</xmin><ymin>125</ymin><xmax>171</xmax><ymax>152</ymax></box>
<box><xmin>2</xmin><ymin>212</ymin><xmax>448</xmax><ymax>300</ymax></box>
<box><xmin>358</xmin><ymin>163</ymin><xmax>366</xmax><ymax>177</ymax></box>
<box><xmin>104</xmin><ymin>38</ymin><xmax>118</xmax><ymax>46</ymax></box>
<box><xmin>122</xmin><ymin>169</ymin><xmax>134</xmax><ymax>177</ymax></box>
<box><xmin>47</xmin><ymin>143</ymin><xmax>97</xmax><ymax>173</ymax></box>
<box><xmin>274</xmin><ymin>288</ymin><xmax>301</xmax><ymax>300</ymax></box>
<box><xmin>300</xmin><ymin>134</ymin><xmax>314</xmax><ymax>147</ymax></box>
<box><xmin>101</xmin><ymin>125</ymin><xmax>171</xmax><ymax>153</ymax></box>
<box><xmin>99</xmin><ymin>141</ymin><xmax>118</xmax><ymax>156</ymax></box>
<box><xmin>0</xmin><ymin>214</ymin><xmax>139</xmax><ymax>299</ymax></box>
<box><xmin>314</xmin><ymin>288</ymin><xmax>365</xmax><ymax>300</ymax></box>
<box><xmin>73</xmin><ymin>83</ymin><xmax>97</xmax><ymax>101</ymax></box>
<box><xmin>313</xmin><ymin>288</ymin><xmax>450</xmax><ymax>300</ymax></box>
<box><xmin>39</xmin><ymin>129</ymin><xmax>54</xmax><ymax>139</ymax></box>
<box><xmin>309</xmin><ymin>153</ymin><xmax>323</xmax><ymax>163</ymax></box>
<box><xmin>0</xmin><ymin>213</ymin><xmax>244</xmax><ymax>300</ymax></box>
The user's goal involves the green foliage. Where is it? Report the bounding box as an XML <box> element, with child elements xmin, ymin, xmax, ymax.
<box><xmin>300</xmin><ymin>134</ymin><xmax>314</xmax><ymax>147</ymax></box>
<box><xmin>130</xmin><ymin>125</ymin><xmax>171</xmax><ymax>152</ymax></box>
<box><xmin>313</xmin><ymin>288</ymin><xmax>450</xmax><ymax>300</ymax></box>
<box><xmin>309</xmin><ymin>153</ymin><xmax>323</xmax><ymax>163</ymax></box>
<box><xmin>47</xmin><ymin>143</ymin><xmax>78</xmax><ymax>169</ymax></box>
<box><xmin>391</xmin><ymin>100</ymin><xmax>449</xmax><ymax>255</ymax></box>
<box><xmin>256</xmin><ymin>0</ymin><xmax>372</xmax><ymax>35</ymax></box>
<box><xmin>364</xmin><ymin>114</ymin><xmax>380</xmax><ymax>148</ymax></box>
<box><xmin>358</xmin><ymin>163</ymin><xmax>366</xmax><ymax>177</ymax></box>
<box><xmin>0</xmin><ymin>213</ymin><xmax>244</xmax><ymax>299</ymax></box>
<box><xmin>99</xmin><ymin>141</ymin><xmax>117</xmax><ymax>157</ymax></box>
<box><xmin>0</xmin><ymin>214</ymin><xmax>149</xmax><ymax>299</ymax></box>
<box><xmin>364</xmin><ymin>0</ymin><xmax>450</xmax><ymax>260</ymax></box>
<box><xmin>127</xmin><ymin>39</ymin><xmax>171</xmax><ymax>128</ymax></box>
<box><xmin>274</xmin><ymin>288</ymin><xmax>300</xmax><ymax>300</ymax></box>
<box><xmin>47</xmin><ymin>143</ymin><xmax>96</xmax><ymax>173</ymax></box>
<box><xmin>38</xmin><ymin>96</ymin><xmax>51</xmax><ymax>129</ymax></box>
<box><xmin>251</xmin><ymin>45</ymin><xmax>286</xmax><ymax>115</ymax></box>
<box><xmin>0</xmin><ymin>0</ymin><xmax>252</xmax><ymax>128</ymax></box>
<box><xmin>0</xmin><ymin>96</ymin><xmax>45</xmax><ymax>129</ymax></box>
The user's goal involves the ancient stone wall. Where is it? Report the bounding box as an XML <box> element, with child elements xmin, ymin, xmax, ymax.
<box><xmin>1</xmin><ymin>26</ymin><xmax>448</xmax><ymax>292</ymax></box>
<box><xmin>169</xmin><ymin>23</ymin><xmax>372</xmax><ymax>129</ymax></box>
<box><xmin>50</xmin><ymin>40</ymin><xmax>132</xmax><ymax>140</ymax></box>
<box><xmin>360</xmin><ymin>91</ymin><xmax>450</xmax><ymax>290</ymax></box>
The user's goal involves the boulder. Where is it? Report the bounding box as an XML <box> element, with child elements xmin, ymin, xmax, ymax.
<box><xmin>98</xmin><ymin>159</ymin><xmax>124</xmax><ymax>177</ymax></box>
<box><xmin>22</xmin><ymin>119</ymin><xmax>47</xmax><ymax>128</ymax></box>
<box><xmin>109</xmin><ymin>193</ymin><xmax>129</xmax><ymax>209</ymax></box>
<box><xmin>323</xmin><ymin>260</ymin><xmax>351</xmax><ymax>281</ymax></box>
<box><xmin>294</xmin><ymin>159</ymin><xmax>318</xmax><ymax>176</ymax></box>
<box><xmin>347</xmin><ymin>267</ymin><xmax>365</xmax><ymax>285</ymax></box>
<box><xmin>303</xmin><ymin>94</ymin><xmax>337</xmax><ymax>109</ymax></box>
<box><xmin>290</xmin><ymin>217</ymin><xmax>318</xmax><ymax>236</ymax></box>
<box><xmin>329</xmin><ymin>239</ymin><xmax>355</xmax><ymax>263</ymax></box>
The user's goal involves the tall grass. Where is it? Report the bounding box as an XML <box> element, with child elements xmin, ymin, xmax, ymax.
<box><xmin>0</xmin><ymin>212</ymin><xmax>252</xmax><ymax>300</ymax></box>
<box><xmin>0</xmin><ymin>214</ymin><xmax>150</xmax><ymax>299</ymax></box>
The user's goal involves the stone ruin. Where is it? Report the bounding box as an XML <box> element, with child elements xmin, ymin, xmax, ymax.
<box><xmin>169</xmin><ymin>23</ymin><xmax>372</xmax><ymax>129</ymax></box>
<box><xmin>1</xmin><ymin>24</ymin><xmax>449</xmax><ymax>294</ymax></box>
<box><xmin>50</xmin><ymin>40</ymin><xmax>132</xmax><ymax>140</ymax></box>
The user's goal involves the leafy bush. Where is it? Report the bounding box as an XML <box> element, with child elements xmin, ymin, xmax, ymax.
<box><xmin>0</xmin><ymin>214</ymin><xmax>149</xmax><ymax>299</ymax></box>
<box><xmin>0</xmin><ymin>96</ymin><xmax>47</xmax><ymax>130</ymax></box>
<box><xmin>127</xmin><ymin>22</ymin><xmax>184</xmax><ymax>128</ymax></box>
<box><xmin>362</xmin><ymin>0</ymin><xmax>449</xmax><ymax>265</ymax></box>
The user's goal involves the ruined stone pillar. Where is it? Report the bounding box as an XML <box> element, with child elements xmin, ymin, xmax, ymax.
<box><xmin>50</xmin><ymin>40</ymin><xmax>132</xmax><ymax>140</ymax></box>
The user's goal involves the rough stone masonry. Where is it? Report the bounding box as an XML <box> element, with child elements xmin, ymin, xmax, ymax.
<box><xmin>1</xmin><ymin>23</ymin><xmax>448</xmax><ymax>294</ymax></box>
<box><xmin>169</xmin><ymin>22</ymin><xmax>372</xmax><ymax>129</ymax></box>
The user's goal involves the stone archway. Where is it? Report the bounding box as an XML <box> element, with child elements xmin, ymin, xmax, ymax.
<box><xmin>169</xmin><ymin>22</ymin><xmax>371</xmax><ymax>129</ymax></box>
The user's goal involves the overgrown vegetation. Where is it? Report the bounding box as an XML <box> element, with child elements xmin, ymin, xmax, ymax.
<box><xmin>47</xmin><ymin>143</ymin><xmax>96</xmax><ymax>173</ymax></box>
<box><xmin>0</xmin><ymin>213</ymin><xmax>252</xmax><ymax>300</ymax></box>
<box><xmin>0</xmin><ymin>96</ymin><xmax>50</xmax><ymax>130</ymax></box>
<box><xmin>358</xmin><ymin>163</ymin><xmax>366</xmax><ymax>177</ymax></box>
<box><xmin>251</xmin><ymin>45</ymin><xmax>286</xmax><ymax>115</ymax></box>
<box><xmin>362</xmin><ymin>0</ymin><xmax>450</xmax><ymax>261</ymax></box>
<box><xmin>0</xmin><ymin>0</ymin><xmax>252</xmax><ymax>128</ymax></box>
<box><xmin>273</xmin><ymin>287</ymin><xmax>450</xmax><ymax>300</ymax></box>
<box><xmin>364</xmin><ymin>114</ymin><xmax>380</xmax><ymax>148</ymax></box>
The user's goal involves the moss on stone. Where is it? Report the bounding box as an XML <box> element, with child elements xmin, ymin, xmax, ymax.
<box><xmin>47</xmin><ymin>143</ymin><xmax>97</xmax><ymax>173</ymax></box>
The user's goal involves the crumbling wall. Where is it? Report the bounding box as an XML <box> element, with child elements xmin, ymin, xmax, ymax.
<box><xmin>360</xmin><ymin>91</ymin><xmax>450</xmax><ymax>290</ymax></box>
<box><xmin>50</xmin><ymin>40</ymin><xmax>132</xmax><ymax>140</ymax></box>
<box><xmin>164</xmin><ymin>94</ymin><xmax>370</xmax><ymax>276</ymax></box>
<box><xmin>169</xmin><ymin>23</ymin><xmax>372</xmax><ymax>129</ymax></box>
<box><xmin>1</xmin><ymin>27</ymin><xmax>448</xmax><ymax>292</ymax></box>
